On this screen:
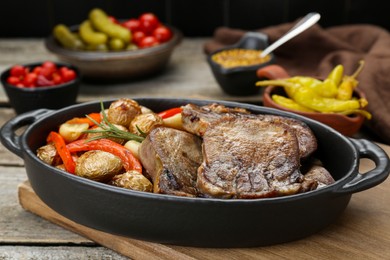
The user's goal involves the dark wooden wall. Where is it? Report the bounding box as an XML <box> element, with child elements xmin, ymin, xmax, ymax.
<box><xmin>0</xmin><ymin>0</ymin><xmax>388</xmax><ymax>37</ymax></box>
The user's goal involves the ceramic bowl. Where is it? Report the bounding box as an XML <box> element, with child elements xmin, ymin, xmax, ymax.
<box><xmin>45</xmin><ymin>25</ymin><xmax>182</xmax><ymax>81</ymax></box>
<box><xmin>207</xmin><ymin>32</ymin><xmax>275</xmax><ymax>96</ymax></box>
<box><xmin>260</xmin><ymin>65</ymin><xmax>367</xmax><ymax>136</ymax></box>
<box><xmin>0</xmin><ymin>62</ymin><xmax>80</xmax><ymax>114</ymax></box>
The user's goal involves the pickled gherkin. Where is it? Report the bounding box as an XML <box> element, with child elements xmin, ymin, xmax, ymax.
<box><xmin>89</xmin><ymin>8</ymin><xmax>131</xmax><ymax>43</ymax></box>
<box><xmin>79</xmin><ymin>20</ymin><xmax>108</xmax><ymax>45</ymax></box>
<box><xmin>53</xmin><ymin>24</ymin><xmax>85</xmax><ymax>50</ymax></box>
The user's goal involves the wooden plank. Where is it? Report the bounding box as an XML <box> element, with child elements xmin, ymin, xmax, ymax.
<box><xmin>0</xmin><ymin>166</ymin><xmax>91</xmax><ymax>244</ymax></box>
<box><xmin>0</xmin><ymin>108</ymin><xmax>24</xmax><ymax>166</ymax></box>
<box><xmin>18</xmin><ymin>181</ymin><xmax>196</xmax><ymax>260</ymax></box>
<box><xmin>0</xmin><ymin>246</ymin><xmax>128</xmax><ymax>260</ymax></box>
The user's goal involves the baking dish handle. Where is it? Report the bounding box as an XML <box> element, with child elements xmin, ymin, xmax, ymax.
<box><xmin>0</xmin><ymin>109</ymin><xmax>53</xmax><ymax>158</ymax></box>
<box><xmin>336</xmin><ymin>138</ymin><xmax>390</xmax><ymax>194</ymax></box>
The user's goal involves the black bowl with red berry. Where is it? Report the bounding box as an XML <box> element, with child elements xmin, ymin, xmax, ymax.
<box><xmin>1</xmin><ymin>61</ymin><xmax>80</xmax><ymax>114</ymax></box>
<box><xmin>45</xmin><ymin>10</ymin><xmax>182</xmax><ymax>80</ymax></box>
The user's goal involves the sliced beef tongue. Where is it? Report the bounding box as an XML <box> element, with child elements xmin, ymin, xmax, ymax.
<box><xmin>139</xmin><ymin>127</ymin><xmax>203</xmax><ymax>197</ymax></box>
<box><xmin>182</xmin><ymin>103</ymin><xmax>317</xmax><ymax>159</ymax></box>
<box><xmin>197</xmin><ymin>116</ymin><xmax>312</xmax><ymax>199</ymax></box>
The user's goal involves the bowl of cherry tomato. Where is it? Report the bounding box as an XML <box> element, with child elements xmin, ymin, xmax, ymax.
<box><xmin>1</xmin><ymin>61</ymin><xmax>80</xmax><ymax>114</ymax></box>
<box><xmin>45</xmin><ymin>9</ymin><xmax>182</xmax><ymax>80</ymax></box>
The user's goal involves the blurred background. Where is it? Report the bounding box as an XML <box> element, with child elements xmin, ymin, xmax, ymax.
<box><xmin>0</xmin><ymin>0</ymin><xmax>388</xmax><ymax>38</ymax></box>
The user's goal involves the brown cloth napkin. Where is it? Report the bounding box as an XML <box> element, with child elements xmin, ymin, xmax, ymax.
<box><xmin>204</xmin><ymin>23</ymin><xmax>390</xmax><ymax>144</ymax></box>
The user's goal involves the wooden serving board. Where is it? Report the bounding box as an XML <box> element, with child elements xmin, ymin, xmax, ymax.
<box><xmin>18</xmin><ymin>141</ymin><xmax>390</xmax><ymax>260</ymax></box>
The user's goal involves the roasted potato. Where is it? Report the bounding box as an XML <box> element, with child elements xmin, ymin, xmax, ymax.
<box><xmin>107</xmin><ymin>98</ymin><xmax>142</xmax><ymax>127</ymax></box>
<box><xmin>129</xmin><ymin>113</ymin><xmax>164</xmax><ymax>135</ymax></box>
<box><xmin>110</xmin><ymin>170</ymin><xmax>153</xmax><ymax>192</ymax></box>
<box><xmin>75</xmin><ymin>150</ymin><xmax>123</xmax><ymax>182</ymax></box>
<box><xmin>36</xmin><ymin>143</ymin><xmax>61</xmax><ymax>166</ymax></box>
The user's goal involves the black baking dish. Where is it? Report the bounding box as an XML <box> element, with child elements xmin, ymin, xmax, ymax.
<box><xmin>1</xmin><ymin>98</ymin><xmax>389</xmax><ymax>247</ymax></box>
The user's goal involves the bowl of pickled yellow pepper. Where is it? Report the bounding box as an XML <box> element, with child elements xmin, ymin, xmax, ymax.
<box><xmin>45</xmin><ymin>8</ymin><xmax>182</xmax><ymax>80</ymax></box>
<box><xmin>207</xmin><ymin>32</ymin><xmax>274</xmax><ymax>96</ymax></box>
<box><xmin>256</xmin><ymin>62</ymin><xmax>371</xmax><ymax>136</ymax></box>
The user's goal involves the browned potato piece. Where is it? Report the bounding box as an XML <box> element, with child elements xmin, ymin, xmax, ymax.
<box><xmin>107</xmin><ymin>98</ymin><xmax>142</xmax><ymax>127</ymax></box>
<box><xmin>75</xmin><ymin>150</ymin><xmax>123</xmax><ymax>182</ymax></box>
<box><xmin>110</xmin><ymin>170</ymin><xmax>153</xmax><ymax>192</ymax></box>
<box><xmin>129</xmin><ymin>113</ymin><xmax>164</xmax><ymax>135</ymax></box>
<box><xmin>37</xmin><ymin>143</ymin><xmax>61</xmax><ymax>166</ymax></box>
<box><xmin>86</xmin><ymin>124</ymin><xmax>128</xmax><ymax>144</ymax></box>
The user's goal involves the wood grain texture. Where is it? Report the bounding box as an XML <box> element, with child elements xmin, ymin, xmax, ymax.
<box><xmin>17</xmin><ymin>140</ymin><xmax>390</xmax><ymax>260</ymax></box>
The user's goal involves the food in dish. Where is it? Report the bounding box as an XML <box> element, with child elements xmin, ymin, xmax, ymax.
<box><xmin>211</xmin><ymin>48</ymin><xmax>271</xmax><ymax>68</ymax></box>
<box><xmin>36</xmin><ymin>98</ymin><xmax>335</xmax><ymax>199</ymax></box>
<box><xmin>53</xmin><ymin>8</ymin><xmax>173</xmax><ymax>51</ymax></box>
<box><xmin>256</xmin><ymin>61</ymin><xmax>371</xmax><ymax>118</ymax></box>
<box><xmin>5</xmin><ymin>61</ymin><xmax>77</xmax><ymax>88</ymax></box>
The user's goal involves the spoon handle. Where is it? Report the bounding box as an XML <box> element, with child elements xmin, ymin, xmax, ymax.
<box><xmin>260</xmin><ymin>12</ymin><xmax>321</xmax><ymax>58</ymax></box>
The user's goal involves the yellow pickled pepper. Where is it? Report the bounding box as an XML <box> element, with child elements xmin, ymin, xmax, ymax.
<box><xmin>337</xmin><ymin>60</ymin><xmax>365</xmax><ymax>100</ymax></box>
<box><xmin>271</xmin><ymin>94</ymin><xmax>315</xmax><ymax>112</ymax></box>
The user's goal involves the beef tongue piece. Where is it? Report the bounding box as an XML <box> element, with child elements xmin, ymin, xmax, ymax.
<box><xmin>139</xmin><ymin>127</ymin><xmax>203</xmax><ymax>197</ymax></box>
<box><xmin>197</xmin><ymin>116</ymin><xmax>307</xmax><ymax>199</ymax></box>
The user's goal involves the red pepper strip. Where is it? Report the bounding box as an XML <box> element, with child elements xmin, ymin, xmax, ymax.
<box><xmin>67</xmin><ymin>139</ymin><xmax>142</xmax><ymax>173</ymax></box>
<box><xmin>65</xmin><ymin>112</ymin><xmax>102</xmax><ymax>126</ymax></box>
<box><xmin>158</xmin><ymin>107</ymin><xmax>182</xmax><ymax>119</ymax></box>
<box><xmin>47</xmin><ymin>131</ymin><xmax>76</xmax><ymax>174</ymax></box>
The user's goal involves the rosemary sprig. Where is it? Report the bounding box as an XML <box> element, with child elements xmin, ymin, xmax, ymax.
<box><xmin>83</xmin><ymin>102</ymin><xmax>145</xmax><ymax>143</ymax></box>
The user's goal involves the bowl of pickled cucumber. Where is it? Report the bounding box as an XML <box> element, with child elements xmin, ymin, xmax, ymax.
<box><xmin>45</xmin><ymin>8</ymin><xmax>182</xmax><ymax>80</ymax></box>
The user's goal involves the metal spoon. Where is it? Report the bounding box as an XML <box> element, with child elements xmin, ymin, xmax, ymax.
<box><xmin>260</xmin><ymin>12</ymin><xmax>321</xmax><ymax>58</ymax></box>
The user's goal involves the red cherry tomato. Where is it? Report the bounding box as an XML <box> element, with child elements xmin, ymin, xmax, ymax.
<box><xmin>40</xmin><ymin>61</ymin><xmax>57</xmax><ymax>79</ymax></box>
<box><xmin>153</xmin><ymin>26</ymin><xmax>172</xmax><ymax>43</ymax></box>
<box><xmin>139</xmin><ymin>13</ymin><xmax>159</xmax><ymax>34</ymax></box>
<box><xmin>32</xmin><ymin>66</ymin><xmax>42</xmax><ymax>75</ymax></box>
<box><xmin>132</xmin><ymin>31</ymin><xmax>146</xmax><ymax>45</ymax></box>
<box><xmin>121</xmin><ymin>18</ymin><xmax>141</xmax><ymax>32</ymax></box>
<box><xmin>52</xmin><ymin>73</ymin><xmax>63</xmax><ymax>85</ymax></box>
<box><xmin>59</xmin><ymin>67</ymin><xmax>76</xmax><ymax>82</ymax></box>
<box><xmin>138</xmin><ymin>36</ymin><xmax>159</xmax><ymax>48</ymax></box>
<box><xmin>7</xmin><ymin>76</ymin><xmax>21</xmax><ymax>85</ymax></box>
<box><xmin>23</xmin><ymin>73</ymin><xmax>38</xmax><ymax>87</ymax></box>
<box><xmin>6</xmin><ymin>61</ymin><xmax>76</xmax><ymax>88</ymax></box>
<box><xmin>10</xmin><ymin>65</ymin><xmax>26</xmax><ymax>78</ymax></box>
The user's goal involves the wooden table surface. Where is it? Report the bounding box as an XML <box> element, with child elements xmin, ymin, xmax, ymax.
<box><xmin>1</xmin><ymin>38</ymin><xmax>390</xmax><ymax>259</ymax></box>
